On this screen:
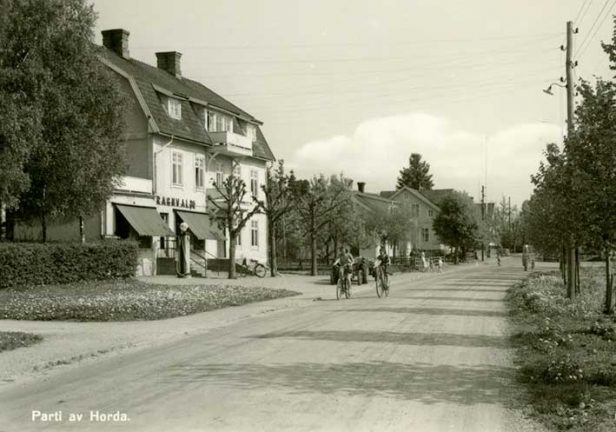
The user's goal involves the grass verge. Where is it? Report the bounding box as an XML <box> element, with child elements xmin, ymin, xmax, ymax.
<box><xmin>0</xmin><ymin>331</ymin><xmax>43</xmax><ymax>353</ymax></box>
<box><xmin>0</xmin><ymin>279</ymin><xmax>299</xmax><ymax>321</ymax></box>
<box><xmin>507</xmin><ymin>269</ymin><xmax>616</xmax><ymax>431</ymax></box>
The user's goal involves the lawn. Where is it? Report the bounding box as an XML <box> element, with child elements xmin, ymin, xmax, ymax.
<box><xmin>0</xmin><ymin>279</ymin><xmax>300</xmax><ymax>322</ymax></box>
<box><xmin>507</xmin><ymin>269</ymin><xmax>616</xmax><ymax>432</ymax></box>
<box><xmin>0</xmin><ymin>331</ymin><xmax>43</xmax><ymax>353</ymax></box>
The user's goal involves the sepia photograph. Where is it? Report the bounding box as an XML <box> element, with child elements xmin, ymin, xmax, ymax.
<box><xmin>1</xmin><ymin>1</ymin><xmax>615</xmax><ymax>431</ymax></box>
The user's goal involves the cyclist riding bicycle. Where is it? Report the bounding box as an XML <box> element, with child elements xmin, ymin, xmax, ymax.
<box><xmin>375</xmin><ymin>246</ymin><xmax>390</xmax><ymax>285</ymax></box>
<box><xmin>334</xmin><ymin>247</ymin><xmax>354</xmax><ymax>288</ymax></box>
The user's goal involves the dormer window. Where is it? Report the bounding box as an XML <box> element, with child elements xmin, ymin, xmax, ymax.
<box><xmin>207</xmin><ymin>111</ymin><xmax>232</xmax><ymax>132</ymax></box>
<box><xmin>167</xmin><ymin>97</ymin><xmax>182</xmax><ymax>120</ymax></box>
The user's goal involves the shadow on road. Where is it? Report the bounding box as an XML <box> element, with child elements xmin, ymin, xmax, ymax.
<box><xmin>160</xmin><ymin>361</ymin><xmax>516</xmax><ymax>405</ymax></box>
<box><xmin>403</xmin><ymin>288</ymin><xmax>506</xmax><ymax>293</ymax></box>
<box><xmin>336</xmin><ymin>307</ymin><xmax>508</xmax><ymax>318</ymax></box>
<box><xmin>250</xmin><ymin>329</ymin><xmax>509</xmax><ymax>348</ymax></box>
<box><xmin>394</xmin><ymin>296</ymin><xmax>503</xmax><ymax>302</ymax></box>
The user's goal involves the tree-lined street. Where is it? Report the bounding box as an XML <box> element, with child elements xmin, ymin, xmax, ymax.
<box><xmin>0</xmin><ymin>261</ymin><xmax>546</xmax><ymax>432</ymax></box>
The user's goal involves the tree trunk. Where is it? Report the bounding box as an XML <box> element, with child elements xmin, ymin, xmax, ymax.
<box><xmin>41</xmin><ymin>212</ymin><xmax>47</xmax><ymax>243</ymax></box>
<box><xmin>605</xmin><ymin>247</ymin><xmax>613</xmax><ymax>314</ymax></box>
<box><xmin>454</xmin><ymin>247</ymin><xmax>459</xmax><ymax>264</ymax></box>
<box><xmin>333</xmin><ymin>235</ymin><xmax>338</xmax><ymax>262</ymax></box>
<box><xmin>0</xmin><ymin>201</ymin><xmax>5</xmax><ymax>241</ymax></box>
<box><xmin>310</xmin><ymin>232</ymin><xmax>317</xmax><ymax>276</ymax></box>
<box><xmin>560</xmin><ymin>243</ymin><xmax>567</xmax><ymax>285</ymax></box>
<box><xmin>79</xmin><ymin>215</ymin><xmax>86</xmax><ymax>244</ymax></box>
<box><xmin>228</xmin><ymin>232</ymin><xmax>237</xmax><ymax>279</ymax></box>
<box><xmin>575</xmin><ymin>247</ymin><xmax>580</xmax><ymax>295</ymax></box>
<box><xmin>268</xmin><ymin>216</ymin><xmax>277</xmax><ymax>277</ymax></box>
<box><xmin>566</xmin><ymin>241</ymin><xmax>575</xmax><ymax>299</ymax></box>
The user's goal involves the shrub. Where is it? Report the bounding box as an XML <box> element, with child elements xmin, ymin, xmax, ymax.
<box><xmin>0</xmin><ymin>241</ymin><xmax>138</xmax><ymax>289</ymax></box>
<box><xmin>588</xmin><ymin>318</ymin><xmax>616</xmax><ymax>341</ymax></box>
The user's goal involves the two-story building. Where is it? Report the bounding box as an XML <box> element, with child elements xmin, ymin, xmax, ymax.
<box><xmin>14</xmin><ymin>29</ymin><xmax>275</xmax><ymax>276</ymax></box>
<box><xmin>380</xmin><ymin>186</ymin><xmax>443</xmax><ymax>254</ymax></box>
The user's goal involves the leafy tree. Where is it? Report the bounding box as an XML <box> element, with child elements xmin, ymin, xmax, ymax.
<box><xmin>432</xmin><ymin>191</ymin><xmax>480</xmax><ymax>263</ymax></box>
<box><xmin>567</xmin><ymin>78</ymin><xmax>616</xmax><ymax>313</ymax></box>
<box><xmin>0</xmin><ymin>0</ymin><xmax>47</xmax><ymax>233</ymax></box>
<box><xmin>323</xmin><ymin>174</ymin><xmax>358</xmax><ymax>260</ymax></box>
<box><xmin>291</xmin><ymin>174</ymin><xmax>350</xmax><ymax>276</ymax></box>
<box><xmin>2</xmin><ymin>0</ymin><xmax>126</xmax><ymax>241</ymax></box>
<box><xmin>396</xmin><ymin>153</ymin><xmax>434</xmax><ymax>190</ymax></box>
<box><xmin>208</xmin><ymin>167</ymin><xmax>262</xmax><ymax>279</ymax></box>
<box><xmin>255</xmin><ymin>160</ymin><xmax>294</xmax><ymax>277</ymax></box>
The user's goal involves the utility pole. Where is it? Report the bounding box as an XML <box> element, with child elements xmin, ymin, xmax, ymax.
<box><xmin>565</xmin><ymin>20</ymin><xmax>576</xmax><ymax>299</ymax></box>
<box><xmin>481</xmin><ymin>185</ymin><xmax>485</xmax><ymax>261</ymax></box>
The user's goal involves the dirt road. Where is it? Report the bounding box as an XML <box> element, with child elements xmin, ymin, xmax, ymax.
<box><xmin>0</xmin><ymin>261</ymin><xmax>546</xmax><ymax>432</ymax></box>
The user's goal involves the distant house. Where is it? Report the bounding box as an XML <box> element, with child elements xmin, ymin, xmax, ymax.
<box><xmin>382</xmin><ymin>187</ymin><xmax>443</xmax><ymax>254</ymax></box>
<box><xmin>351</xmin><ymin>182</ymin><xmax>396</xmax><ymax>259</ymax></box>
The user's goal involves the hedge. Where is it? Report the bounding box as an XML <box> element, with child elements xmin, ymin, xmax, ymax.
<box><xmin>0</xmin><ymin>241</ymin><xmax>138</xmax><ymax>289</ymax></box>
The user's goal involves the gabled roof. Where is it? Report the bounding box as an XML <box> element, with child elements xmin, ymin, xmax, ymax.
<box><xmin>98</xmin><ymin>47</ymin><xmax>275</xmax><ymax>161</ymax></box>
<box><xmin>352</xmin><ymin>191</ymin><xmax>395</xmax><ymax>214</ymax></box>
<box><xmin>419</xmin><ymin>189</ymin><xmax>454</xmax><ymax>207</ymax></box>
<box><xmin>386</xmin><ymin>186</ymin><xmax>440</xmax><ymax>211</ymax></box>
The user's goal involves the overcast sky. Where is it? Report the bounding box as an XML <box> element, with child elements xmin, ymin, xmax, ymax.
<box><xmin>91</xmin><ymin>0</ymin><xmax>615</xmax><ymax>207</ymax></box>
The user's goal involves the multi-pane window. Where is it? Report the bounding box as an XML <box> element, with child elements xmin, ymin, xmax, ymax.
<box><xmin>251</xmin><ymin>220</ymin><xmax>259</xmax><ymax>247</ymax></box>
<box><xmin>215</xmin><ymin>162</ymin><xmax>224</xmax><ymax>186</ymax></box>
<box><xmin>208</xmin><ymin>112</ymin><xmax>233</xmax><ymax>132</ymax></box>
<box><xmin>428</xmin><ymin>209</ymin><xmax>434</xmax><ymax>217</ymax></box>
<box><xmin>250</xmin><ymin>170</ymin><xmax>259</xmax><ymax>195</ymax></box>
<box><xmin>167</xmin><ymin>97</ymin><xmax>182</xmax><ymax>120</ymax></box>
<box><xmin>411</xmin><ymin>204</ymin><xmax>420</xmax><ymax>217</ymax></box>
<box><xmin>421</xmin><ymin>228</ymin><xmax>430</xmax><ymax>242</ymax></box>
<box><xmin>236</xmin><ymin>229</ymin><xmax>242</xmax><ymax>246</ymax></box>
<box><xmin>172</xmin><ymin>151</ymin><xmax>183</xmax><ymax>186</ymax></box>
<box><xmin>195</xmin><ymin>155</ymin><xmax>205</xmax><ymax>189</ymax></box>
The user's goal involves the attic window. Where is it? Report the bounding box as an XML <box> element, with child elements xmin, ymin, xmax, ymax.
<box><xmin>167</xmin><ymin>97</ymin><xmax>182</xmax><ymax>120</ymax></box>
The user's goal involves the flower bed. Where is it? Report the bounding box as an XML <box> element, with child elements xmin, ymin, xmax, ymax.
<box><xmin>508</xmin><ymin>270</ymin><xmax>616</xmax><ymax>431</ymax></box>
<box><xmin>0</xmin><ymin>280</ymin><xmax>299</xmax><ymax>321</ymax></box>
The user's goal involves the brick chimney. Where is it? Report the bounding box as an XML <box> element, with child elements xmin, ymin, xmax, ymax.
<box><xmin>101</xmin><ymin>29</ymin><xmax>130</xmax><ymax>59</ymax></box>
<box><xmin>357</xmin><ymin>182</ymin><xmax>366</xmax><ymax>193</ymax></box>
<box><xmin>156</xmin><ymin>52</ymin><xmax>182</xmax><ymax>78</ymax></box>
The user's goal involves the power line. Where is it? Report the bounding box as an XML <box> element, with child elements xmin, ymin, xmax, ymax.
<box><xmin>574</xmin><ymin>0</ymin><xmax>593</xmax><ymax>25</ymax></box>
<box><xmin>576</xmin><ymin>0</ymin><xmax>615</xmax><ymax>58</ymax></box>
<box><xmin>255</xmin><ymin>77</ymin><xmax>553</xmax><ymax>118</ymax></box>
<box><xmin>131</xmin><ymin>33</ymin><xmax>562</xmax><ymax>51</ymax></box>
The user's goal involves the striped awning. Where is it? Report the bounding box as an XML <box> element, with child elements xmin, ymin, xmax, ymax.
<box><xmin>115</xmin><ymin>204</ymin><xmax>174</xmax><ymax>237</ymax></box>
<box><xmin>176</xmin><ymin>210</ymin><xmax>225</xmax><ymax>241</ymax></box>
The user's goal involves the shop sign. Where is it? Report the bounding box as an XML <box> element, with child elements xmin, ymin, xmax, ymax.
<box><xmin>156</xmin><ymin>195</ymin><xmax>196</xmax><ymax>209</ymax></box>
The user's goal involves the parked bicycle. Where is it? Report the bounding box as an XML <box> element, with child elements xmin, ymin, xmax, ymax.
<box><xmin>239</xmin><ymin>258</ymin><xmax>267</xmax><ymax>278</ymax></box>
<box><xmin>374</xmin><ymin>258</ymin><xmax>389</xmax><ymax>298</ymax></box>
<box><xmin>336</xmin><ymin>266</ymin><xmax>352</xmax><ymax>300</ymax></box>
